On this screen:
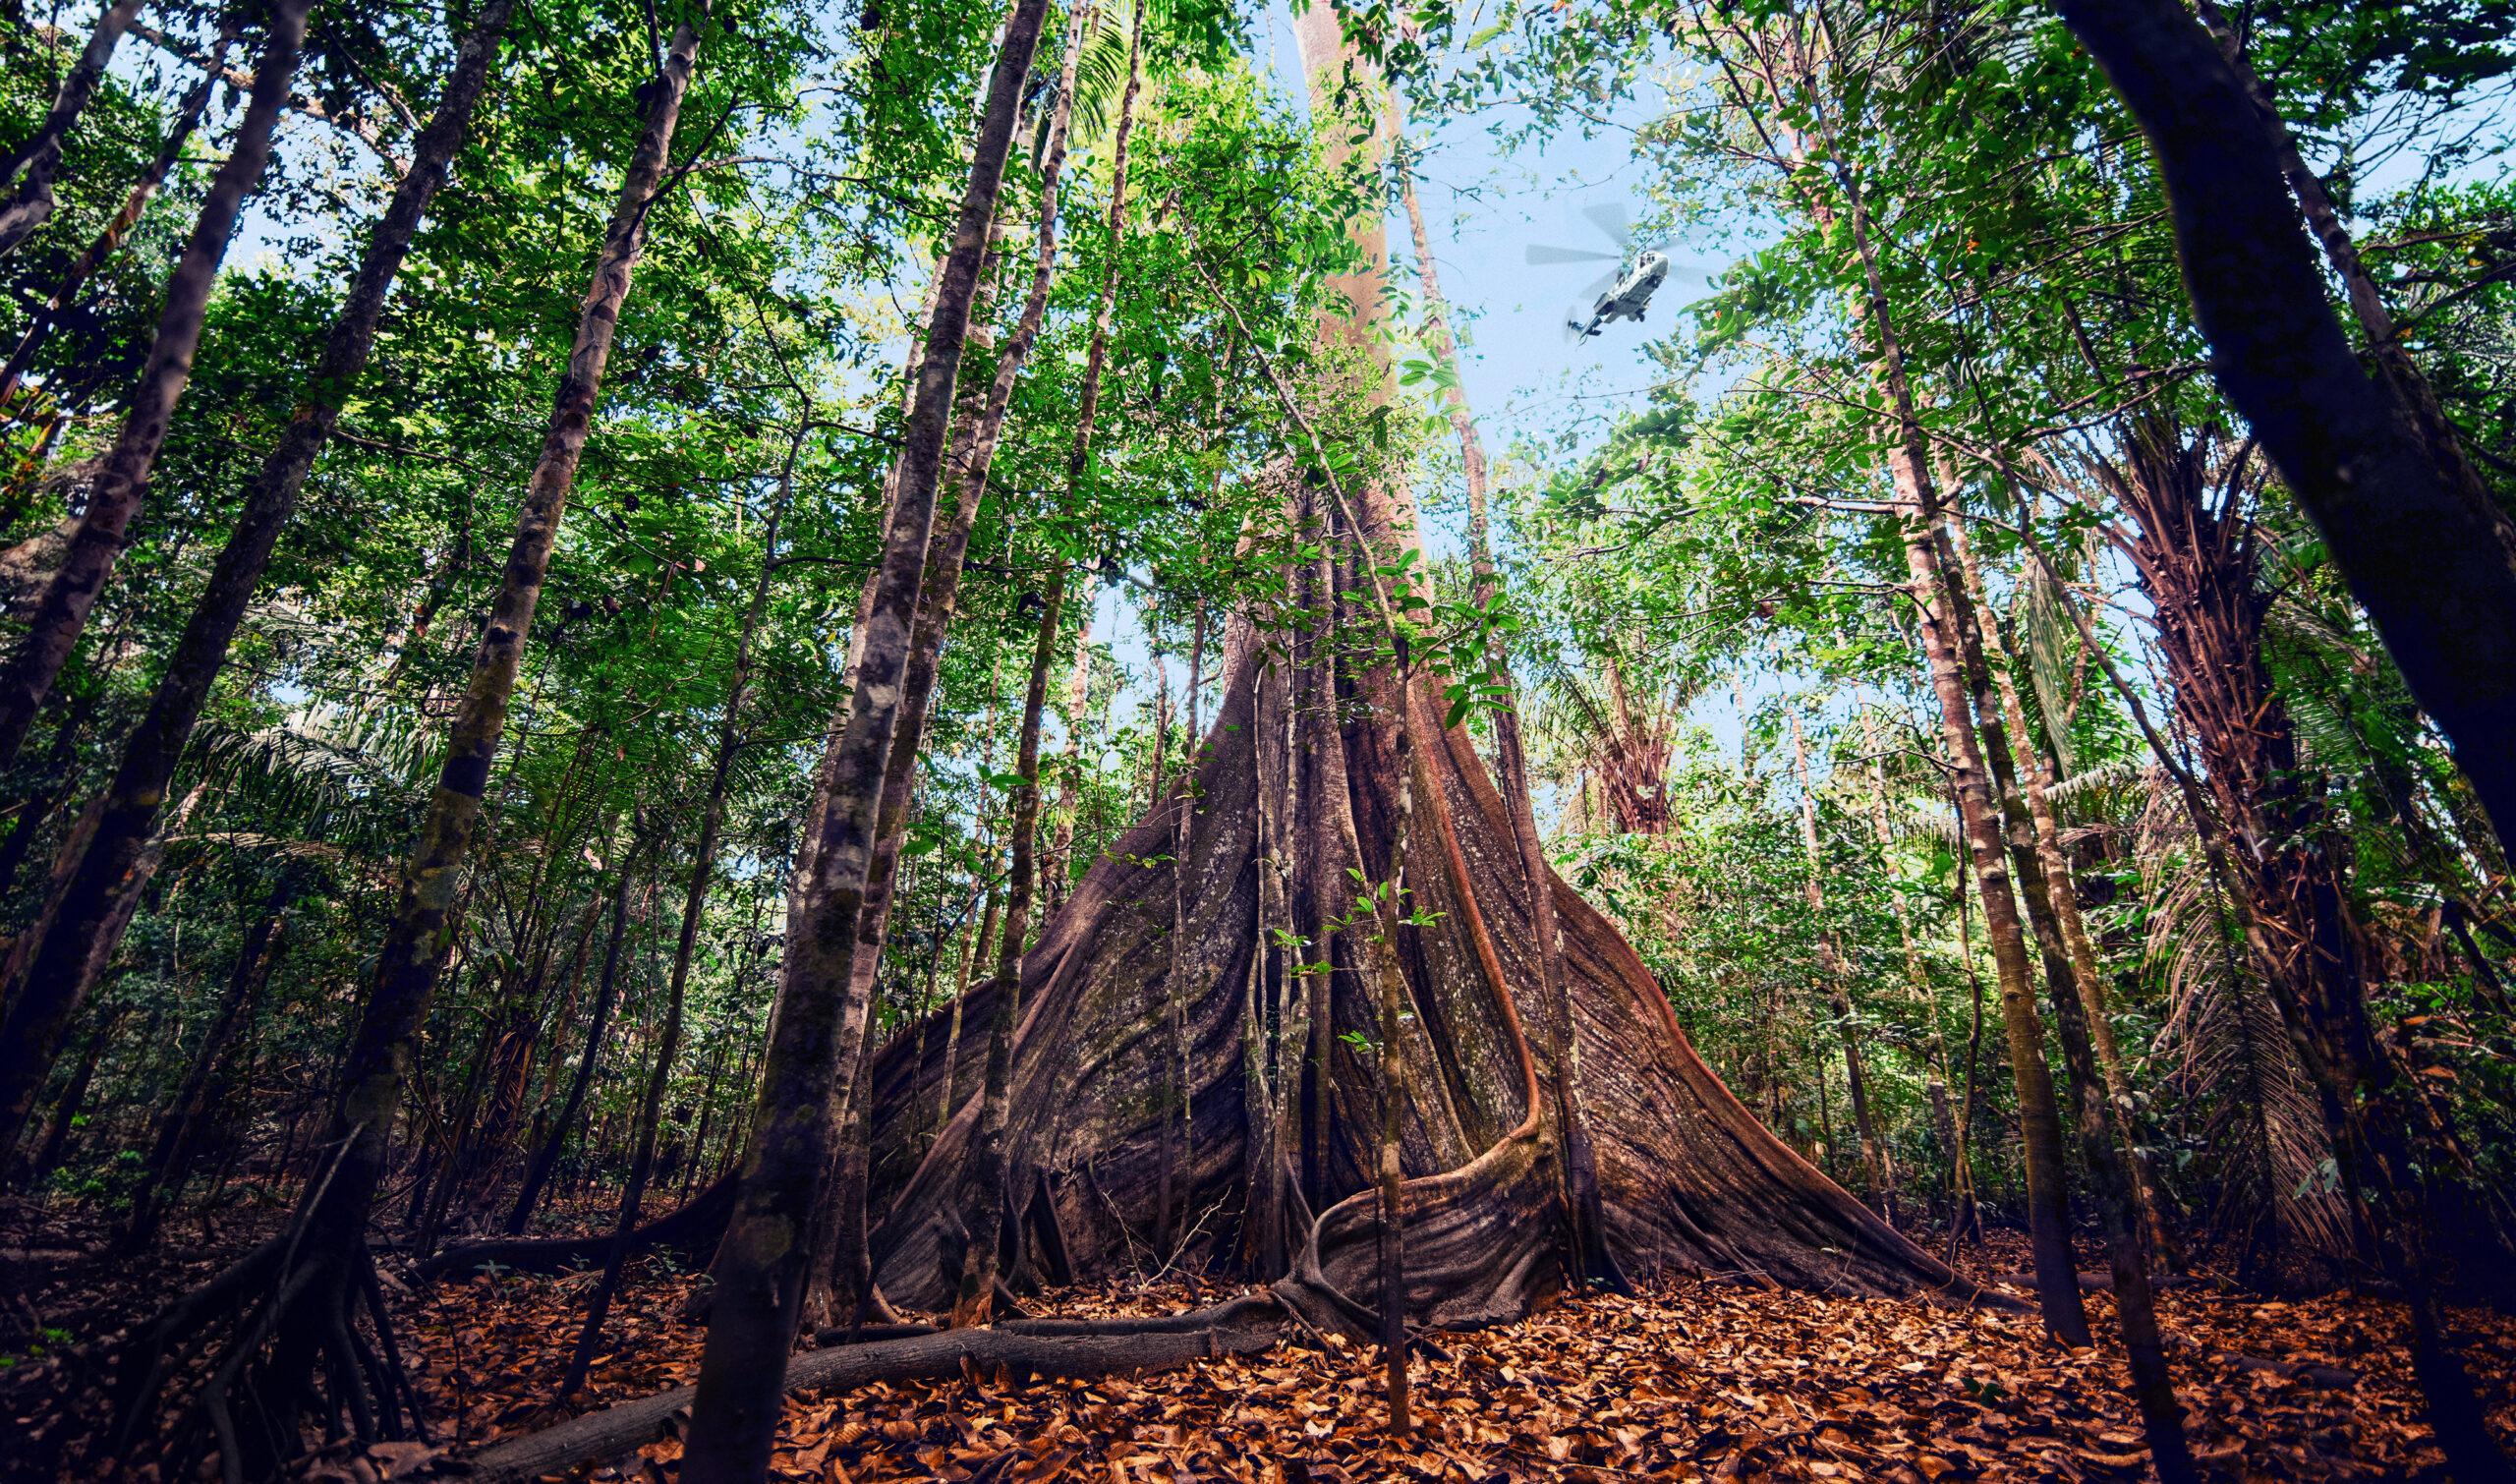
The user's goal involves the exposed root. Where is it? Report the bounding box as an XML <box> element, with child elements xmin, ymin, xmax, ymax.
<box><xmin>415</xmin><ymin>1172</ymin><xmax>736</xmax><ymax>1280</ymax></box>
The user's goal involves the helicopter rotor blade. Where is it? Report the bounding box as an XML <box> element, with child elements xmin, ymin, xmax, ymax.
<box><xmin>1582</xmin><ymin>200</ymin><xmax>1633</xmax><ymax>247</ymax></box>
<box><xmin>1557</xmin><ymin>267</ymin><xmax>1621</xmax><ymax>344</ymax></box>
<box><xmin>1525</xmin><ymin>242</ymin><xmax>1622</xmax><ymax>266</ymax></box>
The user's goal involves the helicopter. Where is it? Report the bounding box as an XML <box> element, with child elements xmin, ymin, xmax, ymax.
<box><xmin>1526</xmin><ymin>202</ymin><xmax>1687</xmax><ymax>343</ymax></box>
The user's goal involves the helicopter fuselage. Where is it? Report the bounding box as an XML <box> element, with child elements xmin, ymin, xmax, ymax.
<box><xmin>1572</xmin><ymin>252</ymin><xmax>1671</xmax><ymax>338</ymax></box>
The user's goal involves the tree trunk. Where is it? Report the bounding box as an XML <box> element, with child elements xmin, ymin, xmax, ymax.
<box><xmin>1939</xmin><ymin>506</ymin><xmax>2175</xmax><ymax>1262</ymax></box>
<box><xmin>1044</xmin><ymin>593</ymin><xmax>1095</xmax><ymax>920</ymax></box>
<box><xmin>1788</xmin><ymin>709</ymin><xmax>1892</xmax><ymax>1217</ymax></box>
<box><xmin>117</xmin><ymin>25</ymin><xmax>704</xmax><ymax>1470</ymax></box>
<box><xmin>509</xmin><ymin>840</ymin><xmax>643</xmax><ymax>1233</ymax></box>
<box><xmin>853</xmin><ymin>0</ymin><xmax>1981</xmax><ymax>1339</ymax></box>
<box><xmin>22</xmin><ymin>1001</ymin><xmax>123</xmax><ymax>1183</ymax></box>
<box><xmin>0</xmin><ymin>0</ymin><xmax>144</xmax><ymax>257</ymax></box>
<box><xmin>953</xmin><ymin>565</ymin><xmax>1063</xmax><ymax>1326</ymax></box>
<box><xmin>1395</xmin><ymin>125</ymin><xmax>1615</xmax><ymax>1287</ymax></box>
<box><xmin>1810</xmin><ymin>148</ymin><xmax>2089</xmax><ymax>1342</ymax></box>
<box><xmin>813</xmin><ymin>2</ymin><xmax>1095</xmax><ymax>1325</ymax></box>
<box><xmin>2055</xmin><ymin>0</ymin><xmax>2516</xmax><ymax>856</ymax></box>
<box><xmin>0</xmin><ymin>17</ymin><xmax>233</xmax><ymax>411</ymax></box>
<box><xmin>0</xmin><ymin>0</ymin><xmax>316</xmax><ymax>772</ymax></box>
<box><xmin>564</xmin><ymin>475</ymin><xmax>784</xmax><ymax>1394</ymax></box>
<box><xmin>1860</xmin><ymin>713</ymin><xmax>1972</xmax><ymax>1235</ymax></box>
<box><xmin>121</xmin><ymin>885</ymin><xmax>292</xmax><ymax>1247</ymax></box>
<box><xmin>678</xmin><ymin>0</ymin><xmax>1055</xmax><ymax>1469</ymax></box>
<box><xmin>2087</xmin><ymin>423</ymin><xmax>2507</xmax><ymax>1469</ymax></box>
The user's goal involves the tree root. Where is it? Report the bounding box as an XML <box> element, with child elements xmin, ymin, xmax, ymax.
<box><xmin>445</xmin><ymin>1294</ymin><xmax>1292</xmax><ymax>1484</ymax></box>
<box><xmin>416</xmin><ymin>1172</ymin><xmax>736</xmax><ymax>1280</ymax></box>
<box><xmin>107</xmin><ymin>1236</ymin><xmax>428</xmax><ymax>1482</ymax></box>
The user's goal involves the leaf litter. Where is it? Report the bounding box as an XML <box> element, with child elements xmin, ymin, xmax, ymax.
<box><xmin>7</xmin><ymin>1204</ymin><xmax>2510</xmax><ymax>1482</ymax></box>
<box><xmin>375</xmin><ymin>1247</ymin><xmax>2514</xmax><ymax>1482</ymax></box>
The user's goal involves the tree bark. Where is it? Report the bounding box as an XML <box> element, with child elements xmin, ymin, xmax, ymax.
<box><xmin>120</xmin><ymin>885</ymin><xmax>291</xmax><ymax>1247</ymax></box>
<box><xmin>1939</xmin><ymin>505</ymin><xmax>2175</xmax><ymax>1262</ymax></box>
<box><xmin>2084</xmin><ymin>424</ymin><xmax>2506</xmax><ymax>1468</ymax></box>
<box><xmin>508</xmin><ymin>838</ymin><xmax>642</xmax><ymax>1233</ymax></box>
<box><xmin>0</xmin><ymin>0</ymin><xmax>145</xmax><ymax>257</ymax></box>
<box><xmin>1788</xmin><ymin>708</ymin><xmax>1891</xmax><ymax>1216</ymax></box>
<box><xmin>163</xmin><ymin>23</ymin><xmax>701</xmax><ymax>1466</ymax></box>
<box><xmin>0</xmin><ymin>0</ymin><xmax>316</xmax><ymax>773</ymax></box>
<box><xmin>0</xmin><ymin>0</ymin><xmax>517</xmax><ymax>1171</ymax></box>
<box><xmin>0</xmin><ymin>17</ymin><xmax>234</xmax><ymax>412</ymax></box>
<box><xmin>678</xmin><ymin>0</ymin><xmax>1054</xmax><ymax>1470</ymax></box>
<box><xmin>815</xmin><ymin>3</ymin><xmax>1095</xmax><ymax>1324</ymax></box>
<box><xmin>1797</xmin><ymin>117</ymin><xmax>2089</xmax><ymax>1342</ymax></box>
<box><xmin>2054</xmin><ymin>0</ymin><xmax>2516</xmax><ymax>856</ymax></box>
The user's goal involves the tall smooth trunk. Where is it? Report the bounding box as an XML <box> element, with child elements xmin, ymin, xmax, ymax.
<box><xmin>680</xmin><ymin>0</ymin><xmax>1054</xmax><ymax>1469</ymax></box>
<box><xmin>0</xmin><ymin>0</ymin><xmax>517</xmax><ymax>1167</ymax></box>
<box><xmin>820</xmin><ymin>3</ymin><xmax>1094</xmax><ymax>1329</ymax></box>
<box><xmin>1941</xmin><ymin>507</ymin><xmax>2174</xmax><ymax>1261</ymax></box>
<box><xmin>1915</xmin><ymin>503</ymin><xmax>2192</xmax><ymax>1472</ymax></box>
<box><xmin>1795</xmin><ymin>131</ymin><xmax>2087</xmax><ymax>1341</ymax></box>
<box><xmin>252</xmin><ymin>18</ymin><xmax>700</xmax><ymax>1444</ymax></box>
<box><xmin>0</xmin><ymin>0</ymin><xmax>316</xmax><ymax>771</ymax></box>
<box><xmin>509</xmin><ymin>844</ymin><xmax>642</xmax><ymax>1232</ymax></box>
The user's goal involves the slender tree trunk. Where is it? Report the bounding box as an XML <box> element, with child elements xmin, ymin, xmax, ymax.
<box><xmin>2055</xmin><ymin>0</ymin><xmax>2516</xmax><ymax>856</ymax></box>
<box><xmin>953</xmin><ymin>566</ymin><xmax>1063</xmax><ymax>1326</ymax></box>
<box><xmin>1940</xmin><ymin>507</ymin><xmax>2175</xmax><ymax>1263</ymax></box>
<box><xmin>216</xmin><ymin>24</ymin><xmax>701</xmax><ymax>1459</ymax></box>
<box><xmin>1801</xmin><ymin>147</ymin><xmax>2087</xmax><ymax>1341</ymax></box>
<box><xmin>0</xmin><ymin>18</ymin><xmax>234</xmax><ymax>412</ymax></box>
<box><xmin>1860</xmin><ymin>713</ymin><xmax>1970</xmax><ymax>1231</ymax></box>
<box><xmin>680</xmin><ymin>0</ymin><xmax>1053</xmax><ymax>1468</ymax></box>
<box><xmin>0</xmin><ymin>0</ymin><xmax>317</xmax><ymax>771</ymax></box>
<box><xmin>1917</xmin><ymin>505</ymin><xmax>2191</xmax><ymax>1468</ymax></box>
<box><xmin>938</xmin><ymin>893</ymin><xmax>994</xmax><ymax>1137</ymax></box>
<box><xmin>509</xmin><ymin>843</ymin><xmax>642</xmax><ymax>1233</ymax></box>
<box><xmin>1044</xmin><ymin>594</ymin><xmax>1094</xmax><ymax>920</ymax></box>
<box><xmin>22</xmin><ymin>1001</ymin><xmax>123</xmax><ymax>1182</ymax></box>
<box><xmin>121</xmin><ymin>887</ymin><xmax>291</xmax><ymax>1247</ymax></box>
<box><xmin>952</xmin><ymin>18</ymin><xmax>1135</xmax><ymax>1315</ymax></box>
<box><xmin>0</xmin><ymin>0</ymin><xmax>144</xmax><ymax>257</ymax></box>
<box><xmin>815</xmin><ymin>4</ymin><xmax>1095</xmax><ymax>1324</ymax></box>
<box><xmin>566</xmin><ymin>481</ymin><xmax>782</xmax><ymax>1392</ymax></box>
<box><xmin>1788</xmin><ymin>709</ymin><xmax>1891</xmax><ymax>1217</ymax></box>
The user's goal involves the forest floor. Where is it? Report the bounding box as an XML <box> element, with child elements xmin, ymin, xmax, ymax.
<box><xmin>6</xmin><ymin>1198</ymin><xmax>2514</xmax><ymax>1482</ymax></box>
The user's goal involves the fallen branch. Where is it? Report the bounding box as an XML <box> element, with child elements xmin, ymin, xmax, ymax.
<box><xmin>443</xmin><ymin>1295</ymin><xmax>1289</xmax><ymax>1484</ymax></box>
<box><xmin>416</xmin><ymin>1174</ymin><xmax>735</xmax><ymax>1280</ymax></box>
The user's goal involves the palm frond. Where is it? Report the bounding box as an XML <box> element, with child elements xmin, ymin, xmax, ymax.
<box><xmin>2146</xmin><ymin>850</ymin><xmax>2355</xmax><ymax>1291</ymax></box>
